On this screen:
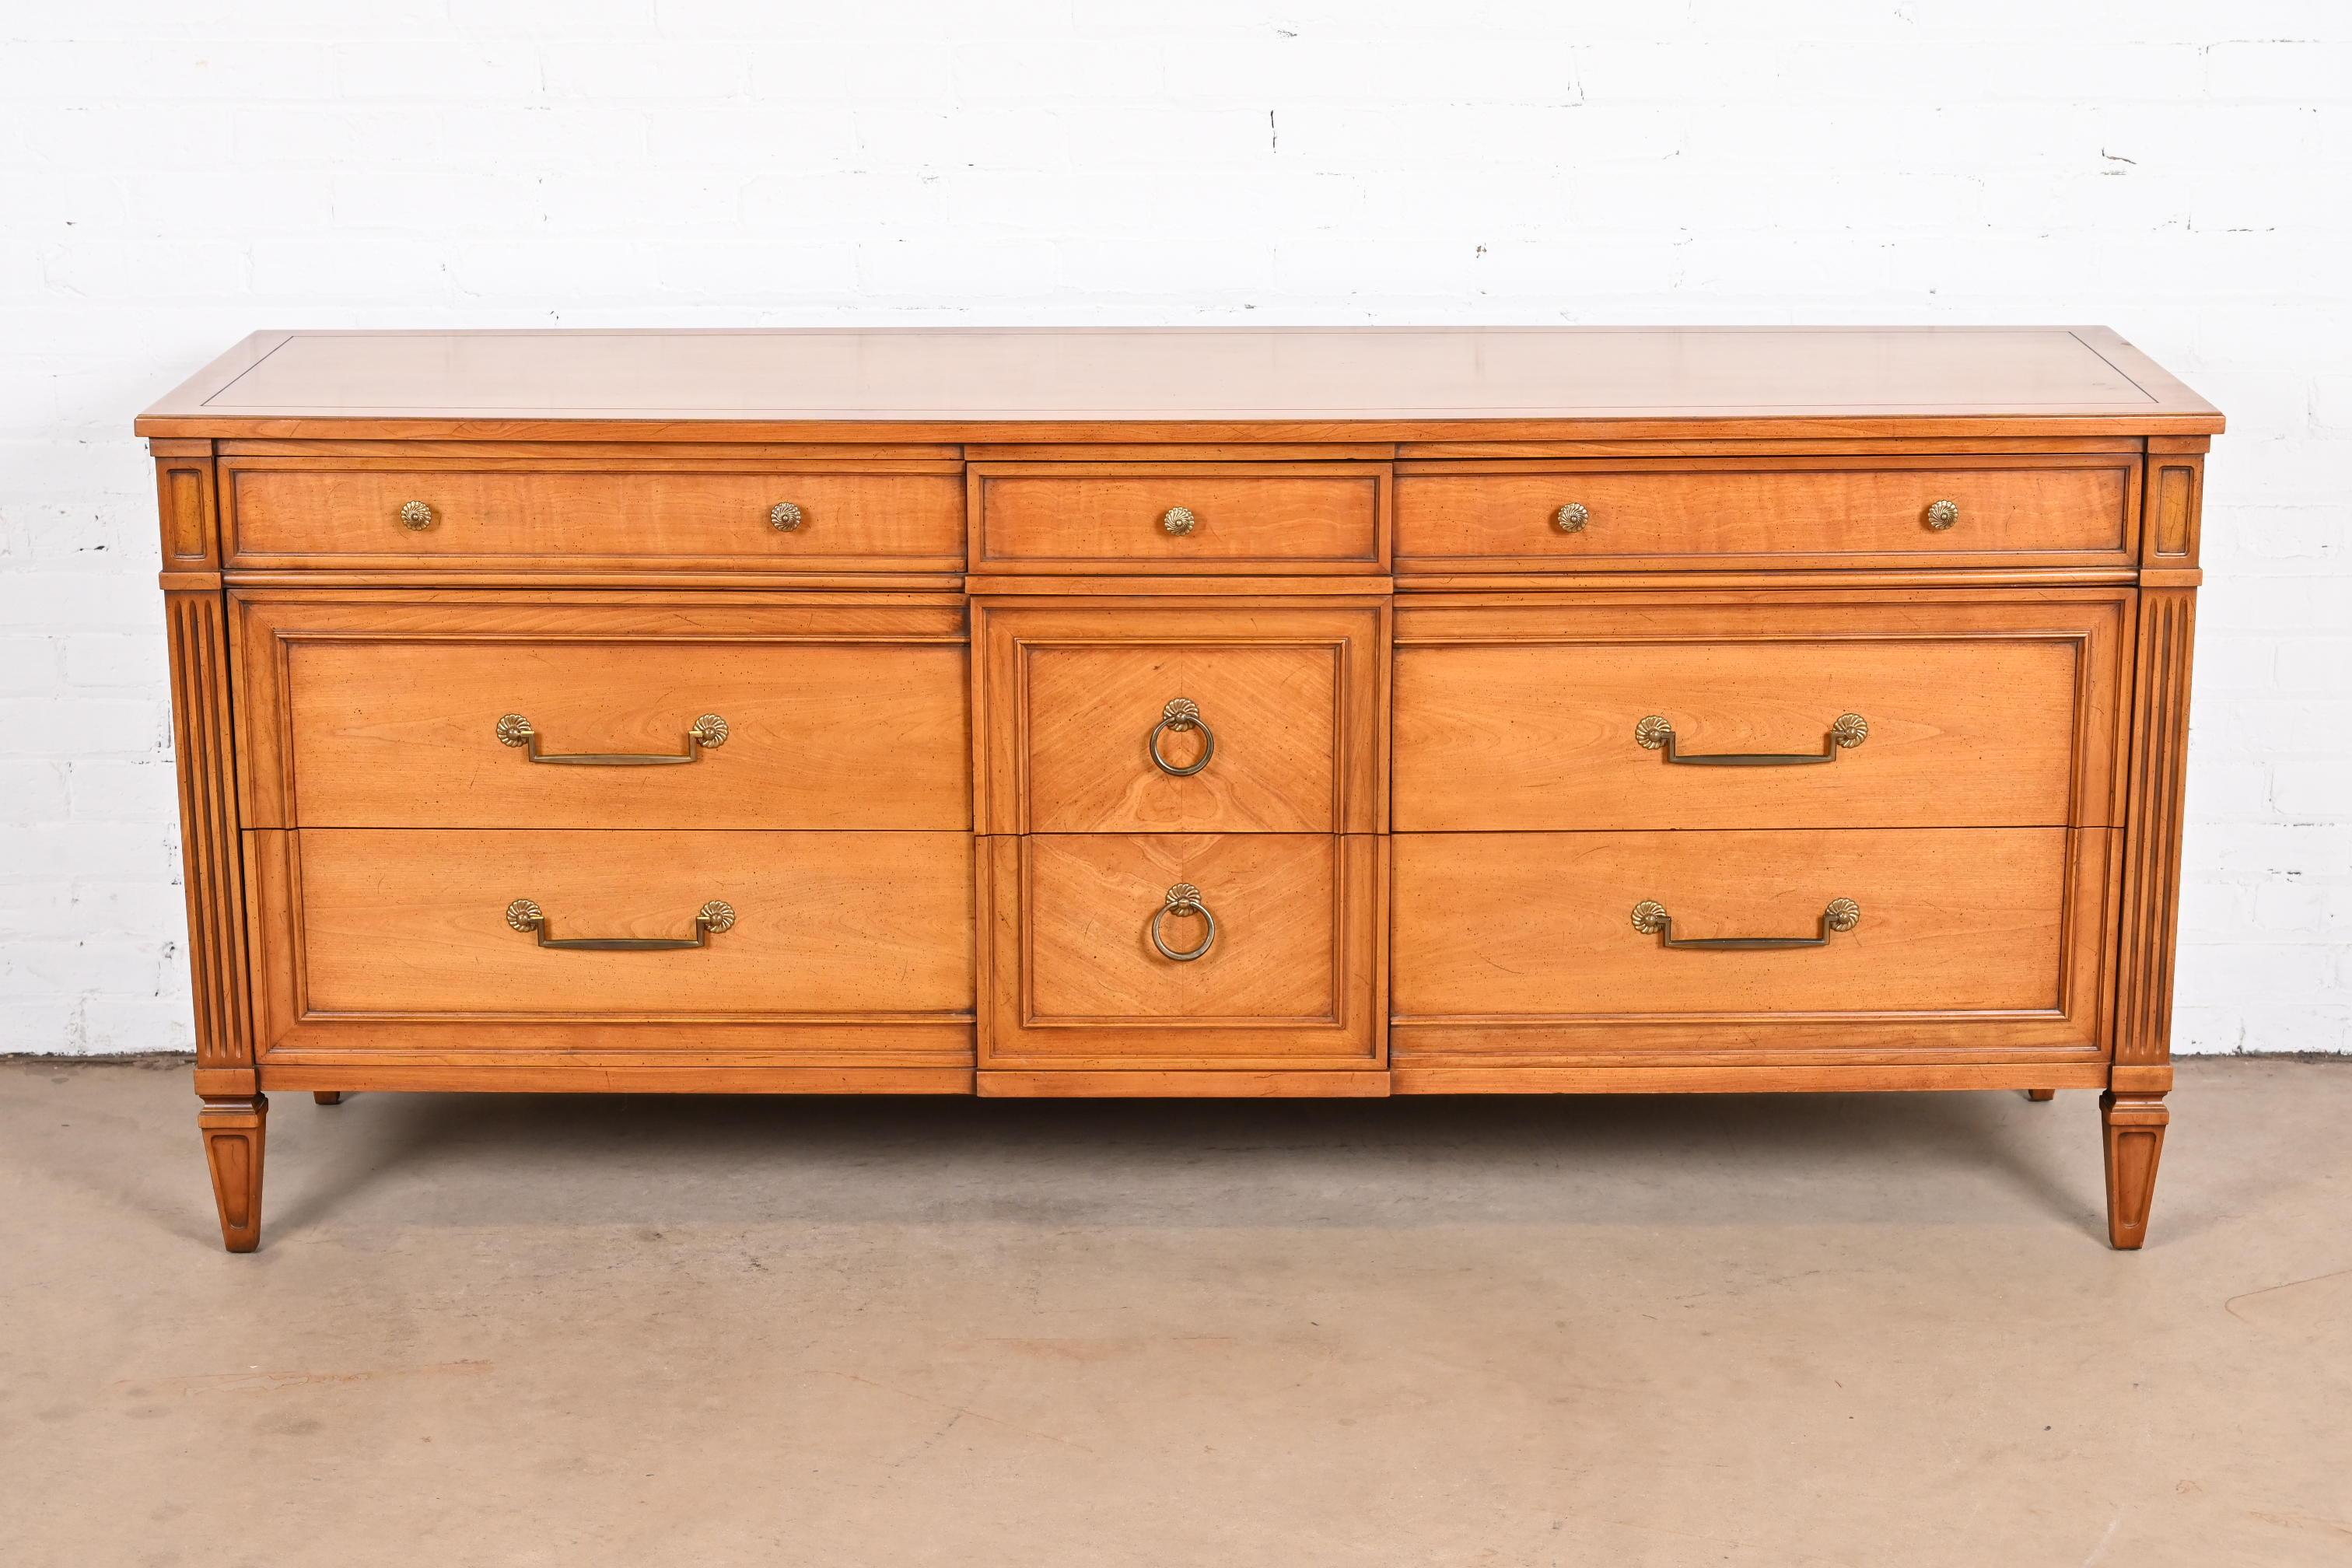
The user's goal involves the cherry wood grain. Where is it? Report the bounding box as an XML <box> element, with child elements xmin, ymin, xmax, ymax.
<box><xmin>1392</xmin><ymin>592</ymin><xmax>2130</xmax><ymax>831</ymax></box>
<box><xmin>979</xmin><ymin>834</ymin><xmax>1384</xmax><ymax>1069</ymax></box>
<box><xmin>232</xmin><ymin>592</ymin><xmax>969</xmax><ymax>830</ymax></box>
<box><xmin>972</xmin><ymin>597</ymin><xmax>1387</xmax><ymax>835</ymax></box>
<box><xmin>138</xmin><ymin>327</ymin><xmax>2224</xmax><ymax>441</ymax></box>
<box><xmin>246</xmin><ymin>828</ymin><xmax>974</xmax><ymax>1046</ymax></box>
<box><xmin>222</xmin><ymin>457</ymin><xmax>964</xmax><ymax>572</ymax></box>
<box><xmin>198</xmin><ymin>1096</ymin><xmax>267</xmax><ymax>1252</ymax></box>
<box><xmin>969</xmin><ymin>463</ymin><xmax>1388</xmax><ymax>572</ymax></box>
<box><xmin>1391</xmin><ymin>827</ymin><xmax>2116</xmax><ymax>1061</ymax></box>
<box><xmin>1394</xmin><ymin>454</ymin><xmax>2137</xmax><ymax>572</ymax></box>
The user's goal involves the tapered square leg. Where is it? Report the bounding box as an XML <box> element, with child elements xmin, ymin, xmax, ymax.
<box><xmin>2100</xmin><ymin>1091</ymin><xmax>2168</xmax><ymax>1250</ymax></box>
<box><xmin>313</xmin><ymin>1091</ymin><xmax>345</xmax><ymax>1106</ymax></box>
<box><xmin>2024</xmin><ymin>1088</ymin><xmax>2056</xmax><ymax>1102</ymax></box>
<box><xmin>199</xmin><ymin>1095</ymin><xmax>268</xmax><ymax>1252</ymax></box>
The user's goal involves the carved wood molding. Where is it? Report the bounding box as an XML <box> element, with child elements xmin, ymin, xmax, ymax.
<box><xmin>166</xmin><ymin>589</ymin><xmax>253</xmax><ymax>1069</ymax></box>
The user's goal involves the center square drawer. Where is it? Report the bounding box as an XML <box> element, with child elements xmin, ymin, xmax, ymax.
<box><xmin>968</xmin><ymin>462</ymin><xmax>1390</xmax><ymax>572</ymax></box>
<box><xmin>1391</xmin><ymin>826</ymin><xmax>2116</xmax><ymax>1060</ymax></box>
<box><xmin>971</xmin><ymin>597</ymin><xmax>1388</xmax><ymax>834</ymax></box>
<box><xmin>1393</xmin><ymin>453</ymin><xmax>2140</xmax><ymax>571</ymax></box>
<box><xmin>230</xmin><ymin>590</ymin><xmax>971</xmax><ymax>830</ymax></box>
<box><xmin>978</xmin><ymin>834</ymin><xmax>1384</xmax><ymax>1068</ymax></box>
<box><xmin>1393</xmin><ymin>591</ymin><xmax>2132</xmax><ymax>831</ymax></box>
<box><xmin>243</xmin><ymin>828</ymin><xmax>975</xmax><ymax>1052</ymax></box>
<box><xmin>219</xmin><ymin>453</ymin><xmax>966</xmax><ymax>572</ymax></box>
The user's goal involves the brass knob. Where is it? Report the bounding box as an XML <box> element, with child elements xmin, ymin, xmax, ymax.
<box><xmin>1555</xmin><ymin>502</ymin><xmax>1589</xmax><ymax>533</ymax></box>
<box><xmin>1824</xmin><ymin>897</ymin><xmax>1862</xmax><ymax>933</ymax></box>
<box><xmin>769</xmin><ymin>502</ymin><xmax>804</xmax><ymax>531</ymax></box>
<box><xmin>1925</xmin><ymin>499</ymin><xmax>1959</xmax><ymax>531</ymax></box>
<box><xmin>1161</xmin><ymin>506</ymin><xmax>1198</xmax><ymax>537</ymax></box>
<box><xmin>398</xmin><ymin>500</ymin><xmax>435</xmax><ymax>531</ymax></box>
<box><xmin>1150</xmin><ymin>883</ymin><xmax>1216</xmax><ymax>962</ymax></box>
<box><xmin>695</xmin><ymin>899</ymin><xmax>737</xmax><ymax>934</ymax></box>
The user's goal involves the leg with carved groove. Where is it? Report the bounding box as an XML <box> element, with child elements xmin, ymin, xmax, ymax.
<box><xmin>2100</xmin><ymin>1092</ymin><xmax>2168</xmax><ymax>1250</ymax></box>
<box><xmin>199</xmin><ymin>1096</ymin><xmax>268</xmax><ymax>1252</ymax></box>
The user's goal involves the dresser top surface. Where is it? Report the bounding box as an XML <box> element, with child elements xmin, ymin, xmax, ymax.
<box><xmin>138</xmin><ymin>326</ymin><xmax>2221</xmax><ymax>440</ymax></box>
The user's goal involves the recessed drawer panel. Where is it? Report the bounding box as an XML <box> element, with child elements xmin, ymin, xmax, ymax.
<box><xmin>970</xmin><ymin>464</ymin><xmax>1388</xmax><ymax>572</ymax></box>
<box><xmin>232</xmin><ymin>592</ymin><xmax>970</xmax><ymax>830</ymax></box>
<box><xmin>1393</xmin><ymin>593</ymin><xmax>2130</xmax><ymax>831</ymax></box>
<box><xmin>974</xmin><ymin>598</ymin><xmax>1386</xmax><ymax>834</ymax></box>
<box><xmin>222</xmin><ymin>458</ymin><xmax>965</xmax><ymax>571</ymax></box>
<box><xmin>247</xmin><ymin>828</ymin><xmax>975</xmax><ymax>1048</ymax></box>
<box><xmin>1391</xmin><ymin>827</ymin><xmax>2114</xmax><ymax>1060</ymax></box>
<box><xmin>979</xmin><ymin>834</ymin><xmax>1384</xmax><ymax>1068</ymax></box>
<box><xmin>1394</xmin><ymin>457</ymin><xmax>2137</xmax><ymax>571</ymax></box>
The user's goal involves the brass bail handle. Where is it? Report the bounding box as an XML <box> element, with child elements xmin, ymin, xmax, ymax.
<box><xmin>1150</xmin><ymin>883</ymin><xmax>1217</xmax><ymax>962</ymax></box>
<box><xmin>1635</xmin><ymin>712</ymin><xmax>1868</xmax><ymax>767</ymax></box>
<box><xmin>506</xmin><ymin>898</ymin><xmax>737</xmax><ymax>951</ymax></box>
<box><xmin>1148</xmin><ymin>698</ymin><xmax>1216</xmax><ymax>777</ymax></box>
<box><xmin>1630</xmin><ymin>898</ymin><xmax>1861</xmax><ymax>950</ymax></box>
<box><xmin>497</xmin><ymin>712</ymin><xmax>730</xmax><ymax>767</ymax></box>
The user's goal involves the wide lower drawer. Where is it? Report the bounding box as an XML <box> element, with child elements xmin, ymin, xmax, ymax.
<box><xmin>221</xmin><ymin>457</ymin><xmax>966</xmax><ymax>572</ymax></box>
<box><xmin>232</xmin><ymin>591</ymin><xmax>970</xmax><ymax>830</ymax></box>
<box><xmin>1394</xmin><ymin>456</ymin><xmax>2137</xmax><ymax>571</ymax></box>
<box><xmin>970</xmin><ymin>463</ymin><xmax>1388</xmax><ymax>572</ymax></box>
<box><xmin>979</xmin><ymin>834</ymin><xmax>1384</xmax><ymax>1068</ymax></box>
<box><xmin>972</xmin><ymin>597</ymin><xmax>1387</xmax><ymax>834</ymax></box>
<box><xmin>1393</xmin><ymin>592</ymin><xmax>2130</xmax><ymax>830</ymax></box>
<box><xmin>245</xmin><ymin>829</ymin><xmax>975</xmax><ymax>1055</ymax></box>
<box><xmin>1391</xmin><ymin>828</ymin><xmax>2115</xmax><ymax>1061</ymax></box>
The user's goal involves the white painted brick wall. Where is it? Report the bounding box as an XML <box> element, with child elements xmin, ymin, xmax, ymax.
<box><xmin>2</xmin><ymin>2</ymin><xmax>2347</xmax><ymax>1055</ymax></box>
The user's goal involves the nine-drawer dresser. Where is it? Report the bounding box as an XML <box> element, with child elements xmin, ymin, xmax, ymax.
<box><xmin>138</xmin><ymin>327</ymin><xmax>2221</xmax><ymax>1251</ymax></box>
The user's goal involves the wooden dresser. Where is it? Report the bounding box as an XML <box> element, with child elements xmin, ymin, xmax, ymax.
<box><xmin>137</xmin><ymin>327</ymin><xmax>2220</xmax><ymax>1251</ymax></box>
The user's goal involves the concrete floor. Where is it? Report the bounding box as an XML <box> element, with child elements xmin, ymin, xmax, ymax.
<box><xmin>1</xmin><ymin>1059</ymin><xmax>2346</xmax><ymax>1567</ymax></box>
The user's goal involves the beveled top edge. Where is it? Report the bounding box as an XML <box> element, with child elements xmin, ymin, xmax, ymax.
<box><xmin>135</xmin><ymin>325</ymin><xmax>2224</xmax><ymax>438</ymax></box>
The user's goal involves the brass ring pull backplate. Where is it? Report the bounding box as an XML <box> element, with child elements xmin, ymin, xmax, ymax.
<box><xmin>769</xmin><ymin>501</ymin><xmax>803</xmax><ymax>531</ymax></box>
<box><xmin>496</xmin><ymin>712</ymin><xmax>729</xmax><ymax>766</ymax></box>
<box><xmin>398</xmin><ymin>500</ymin><xmax>435</xmax><ymax>530</ymax></box>
<box><xmin>1925</xmin><ymin>499</ymin><xmax>1960</xmax><ymax>530</ymax></box>
<box><xmin>1555</xmin><ymin>502</ymin><xmax>1589</xmax><ymax>533</ymax></box>
<box><xmin>1631</xmin><ymin>897</ymin><xmax>1861</xmax><ymax>950</ymax></box>
<box><xmin>506</xmin><ymin>897</ymin><xmax>737</xmax><ymax>950</ymax></box>
<box><xmin>1150</xmin><ymin>883</ymin><xmax>1217</xmax><ymax>961</ymax></box>
<box><xmin>1636</xmin><ymin>712</ymin><xmax>1867</xmax><ymax>766</ymax></box>
<box><xmin>1147</xmin><ymin>697</ymin><xmax>1216</xmax><ymax>776</ymax></box>
<box><xmin>1161</xmin><ymin>505</ymin><xmax>1198</xmax><ymax>536</ymax></box>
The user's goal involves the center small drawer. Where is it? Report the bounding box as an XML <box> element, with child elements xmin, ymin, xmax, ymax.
<box><xmin>972</xmin><ymin>597</ymin><xmax>1388</xmax><ymax>834</ymax></box>
<box><xmin>970</xmin><ymin>463</ymin><xmax>1389</xmax><ymax>572</ymax></box>
<box><xmin>232</xmin><ymin>591</ymin><xmax>971</xmax><ymax>830</ymax></box>
<box><xmin>1393</xmin><ymin>592</ymin><xmax>2130</xmax><ymax>831</ymax></box>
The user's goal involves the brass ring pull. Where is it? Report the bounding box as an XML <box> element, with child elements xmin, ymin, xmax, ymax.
<box><xmin>1630</xmin><ymin>897</ymin><xmax>1861</xmax><ymax>950</ymax></box>
<box><xmin>506</xmin><ymin>898</ymin><xmax>737</xmax><ymax>951</ymax></box>
<box><xmin>1147</xmin><ymin>698</ymin><xmax>1216</xmax><ymax>777</ymax></box>
<box><xmin>1150</xmin><ymin>883</ymin><xmax>1216</xmax><ymax>962</ymax></box>
<box><xmin>495</xmin><ymin>712</ymin><xmax>729</xmax><ymax>766</ymax></box>
<box><xmin>1635</xmin><ymin>712</ymin><xmax>1867</xmax><ymax>766</ymax></box>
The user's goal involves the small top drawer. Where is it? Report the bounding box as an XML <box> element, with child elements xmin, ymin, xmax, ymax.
<box><xmin>221</xmin><ymin>457</ymin><xmax>966</xmax><ymax>572</ymax></box>
<box><xmin>1394</xmin><ymin>456</ymin><xmax>2138</xmax><ymax>571</ymax></box>
<box><xmin>970</xmin><ymin>463</ymin><xmax>1388</xmax><ymax>572</ymax></box>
